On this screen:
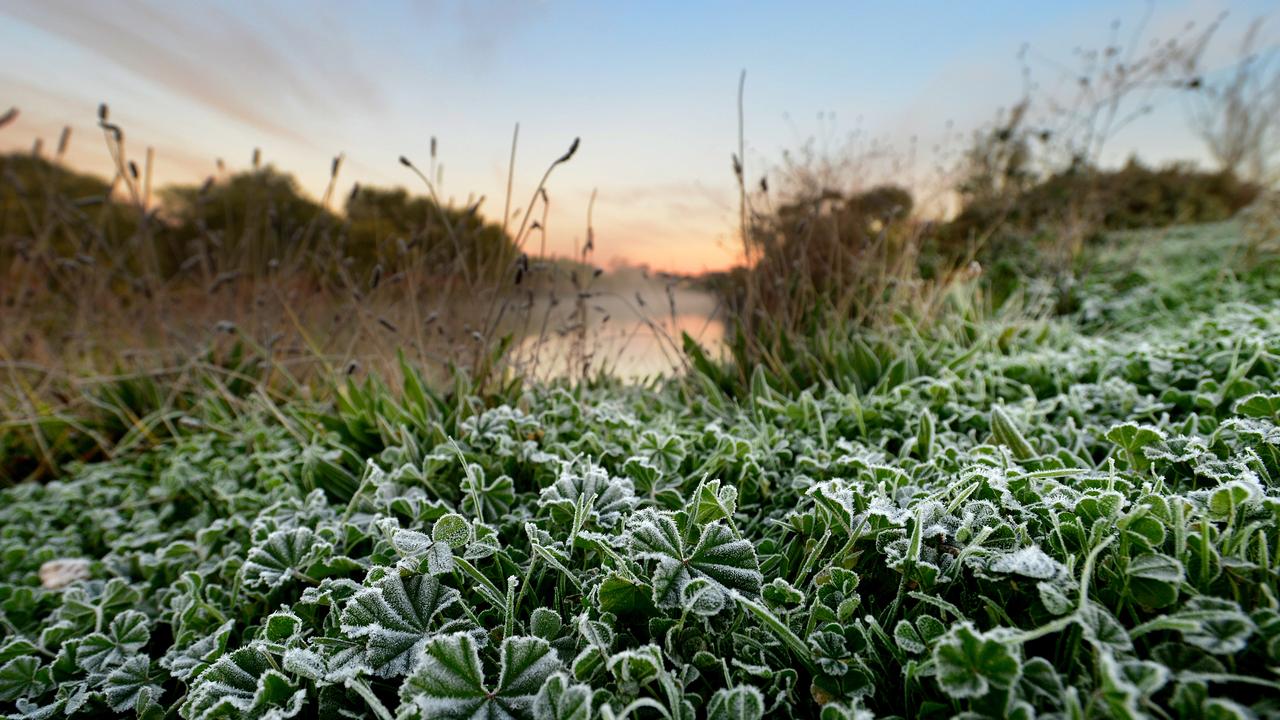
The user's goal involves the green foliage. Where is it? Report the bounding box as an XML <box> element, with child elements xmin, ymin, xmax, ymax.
<box><xmin>746</xmin><ymin>184</ymin><xmax>916</xmax><ymax>298</ymax></box>
<box><xmin>628</xmin><ymin>505</ymin><xmax>762</xmax><ymax>613</ymax></box>
<box><xmin>182</xmin><ymin>648</ymin><xmax>304</xmax><ymax>719</ymax></box>
<box><xmin>161</xmin><ymin>167</ymin><xmax>334</xmax><ymax>274</ymax></box>
<box><xmin>0</xmin><ymin>154</ymin><xmax>141</xmax><ymax>266</ymax></box>
<box><xmin>339</xmin><ymin>572</ymin><xmax>465</xmax><ymax>677</ymax></box>
<box><xmin>345</xmin><ymin>185</ymin><xmax>516</xmax><ymax>281</ymax></box>
<box><xmin>1</xmin><ymin>152</ymin><xmax>516</xmax><ymax>285</ymax></box>
<box><xmin>3</xmin><ymin>228</ymin><xmax>1280</xmax><ymax>718</ymax></box>
<box><xmin>398</xmin><ymin>633</ymin><xmax>561</xmax><ymax>720</ymax></box>
<box><xmin>932</xmin><ymin>623</ymin><xmax>1021</xmax><ymax>699</ymax></box>
<box><xmin>947</xmin><ymin>157</ymin><xmax>1261</xmax><ymax>246</ymax></box>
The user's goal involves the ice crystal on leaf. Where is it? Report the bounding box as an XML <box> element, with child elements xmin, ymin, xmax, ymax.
<box><xmin>340</xmin><ymin>571</ymin><xmax>466</xmax><ymax>677</ymax></box>
<box><xmin>628</xmin><ymin>508</ymin><xmax>762</xmax><ymax>612</ymax></box>
<box><xmin>399</xmin><ymin>633</ymin><xmax>561</xmax><ymax>720</ymax></box>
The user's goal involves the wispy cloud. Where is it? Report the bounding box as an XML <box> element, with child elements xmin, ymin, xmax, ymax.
<box><xmin>0</xmin><ymin>0</ymin><xmax>383</xmax><ymax>144</ymax></box>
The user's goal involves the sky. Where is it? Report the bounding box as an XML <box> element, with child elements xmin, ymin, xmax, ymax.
<box><xmin>1</xmin><ymin>0</ymin><xmax>1277</xmax><ymax>272</ymax></box>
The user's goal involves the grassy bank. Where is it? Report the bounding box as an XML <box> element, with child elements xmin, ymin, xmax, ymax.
<box><xmin>1</xmin><ymin>222</ymin><xmax>1278</xmax><ymax>718</ymax></box>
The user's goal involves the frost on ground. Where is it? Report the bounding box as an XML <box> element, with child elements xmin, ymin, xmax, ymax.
<box><xmin>2</xmin><ymin>228</ymin><xmax>1280</xmax><ymax>718</ymax></box>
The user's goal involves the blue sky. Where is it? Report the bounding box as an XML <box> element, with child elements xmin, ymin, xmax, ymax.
<box><xmin>1</xmin><ymin>0</ymin><xmax>1276</xmax><ymax>270</ymax></box>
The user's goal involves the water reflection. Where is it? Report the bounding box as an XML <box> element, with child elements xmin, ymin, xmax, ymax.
<box><xmin>512</xmin><ymin>276</ymin><xmax>724</xmax><ymax>380</ymax></box>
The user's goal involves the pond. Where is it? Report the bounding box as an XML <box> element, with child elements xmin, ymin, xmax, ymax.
<box><xmin>511</xmin><ymin>277</ymin><xmax>725</xmax><ymax>380</ymax></box>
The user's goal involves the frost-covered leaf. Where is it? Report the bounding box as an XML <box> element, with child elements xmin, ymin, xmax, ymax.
<box><xmin>262</xmin><ymin>611</ymin><xmax>304</xmax><ymax>645</ymax></box>
<box><xmin>530</xmin><ymin>607</ymin><xmax>562</xmax><ymax>641</ymax></box>
<box><xmin>281</xmin><ymin>647</ymin><xmax>327</xmax><ymax>682</ymax></box>
<box><xmin>391</xmin><ymin>527</ymin><xmax>456</xmax><ymax>576</ymax></box>
<box><xmin>1119</xmin><ymin>658</ymin><xmax>1169</xmax><ymax>696</ymax></box>
<box><xmin>571</xmin><ymin>647</ymin><xmax>604</xmax><ymax>684</ymax></box>
<box><xmin>1235</xmin><ymin>392</ymin><xmax>1280</xmax><ymax>420</ymax></box>
<box><xmin>532</xmin><ymin>671</ymin><xmax>592</xmax><ymax>720</ymax></box>
<box><xmin>577</xmin><ymin>616</ymin><xmax>614</xmax><ymax>652</ymax></box>
<box><xmin>52</xmin><ymin>578</ymin><xmax>141</xmax><ymax>634</ymax></box>
<box><xmin>433</xmin><ymin>513</ymin><xmax>472</xmax><ymax>549</ymax></box>
<box><xmin>1018</xmin><ymin>657</ymin><xmax>1065</xmax><ymax>709</ymax></box>
<box><xmin>294</xmin><ymin>635</ymin><xmax>368</xmax><ymax>684</ymax></box>
<box><xmin>693</xmin><ymin>479</ymin><xmax>738</xmax><ymax>526</ymax></box>
<box><xmin>242</xmin><ymin>527</ymin><xmax>332</xmax><ymax>590</ymax></box>
<box><xmin>161</xmin><ymin>619</ymin><xmax>234</xmax><ymax>682</ymax></box>
<box><xmin>539</xmin><ymin>463</ymin><xmax>636</xmax><ymax>528</ymax></box>
<box><xmin>340</xmin><ymin>572</ymin><xmax>462</xmax><ymax>677</ymax></box>
<box><xmin>135</xmin><ymin>685</ymin><xmax>165</xmax><ymax>720</ymax></box>
<box><xmin>103</xmin><ymin>655</ymin><xmax>160</xmax><ymax>713</ymax></box>
<box><xmin>1178</xmin><ymin>598</ymin><xmax>1256</xmax><ymax>655</ymax></box>
<box><xmin>1079</xmin><ymin>603</ymin><xmax>1133</xmax><ymax>653</ymax></box>
<box><xmin>459</xmin><ymin>465</ymin><xmax>515</xmax><ymax>522</ymax></box>
<box><xmin>1099</xmin><ymin>652</ymin><xmax>1170</xmax><ymax>718</ymax></box>
<box><xmin>818</xmin><ymin>699</ymin><xmax>875</xmax><ymax>720</ymax></box>
<box><xmin>1207</xmin><ymin>480</ymin><xmax>1263</xmax><ymax>520</ymax></box>
<box><xmin>0</xmin><ymin>638</ymin><xmax>39</xmax><ymax>666</ymax></box>
<box><xmin>707</xmin><ymin>684</ymin><xmax>764</xmax><ymax>720</ymax></box>
<box><xmin>182</xmin><ymin>647</ymin><xmax>305</xmax><ymax>720</ymax></box>
<box><xmin>605</xmin><ymin>645</ymin><xmax>664</xmax><ymax>685</ymax></box>
<box><xmin>1201</xmin><ymin>698</ymin><xmax>1255</xmax><ymax>719</ymax></box>
<box><xmin>681</xmin><ymin>577</ymin><xmax>728</xmax><ymax>616</ymax></box>
<box><xmin>808</xmin><ymin>630</ymin><xmax>852</xmax><ymax>677</ymax></box>
<box><xmin>893</xmin><ymin>620</ymin><xmax>925</xmax><ymax>655</ymax></box>
<box><xmin>1097</xmin><ymin>651</ymin><xmax>1141</xmax><ymax>718</ymax></box>
<box><xmin>399</xmin><ymin>633</ymin><xmax>561</xmax><ymax>720</ymax></box>
<box><xmin>0</xmin><ymin>656</ymin><xmax>47</xmax><ymax>702</ymax></box>
<box><xmin>916</xmin><ymin>615</ymin><xmax>947</xmax><ymax>644</ymax></box>
<box><xmin>464</xmin><ymin>522</ymin><xmax>503</xmax><ymax>560</ymax></box>
<box><xmin>498</xmin><ymin>635</ymin><xmax>563</xmax><ymax>705</ymax></box>
<box><xmin>597</xmin><ymin>573</ymin><xmax>656</xmax><ymax>619</ymax></box>
<box><xmin>1038</xmin><ymin>582</ymin><xmax>1074</xmax><ymax>616</ymax></box>
<box><xmin>991</xmin><ymin>406</ymin><xmax>1036</xmax><ymax>460</ymax></box>
<box><xmin>622</xmin><ymin>456</ymin><xmax>663</xmax><ymax>494</ymax></box>
<box><xmin>986</xmin><ymin>545</ymin><xmax>1064</xmax><ymax>579</ymax></box>
<box><xmin>932</xmin><ymin>623</ymin><xmax>1021</xmax><ymax>699</ymax></box>
<box><xmin>77</xmin><ymin>610</ymin><xmax>150</xmax><ymax>675</ymax></box>
<box><xmin>629</xmin><ymin>509</ymin><xmax>761</xmax><ymax>612</ymax></box>
<box><xmin>1106</xmin><ymin>423</ymin><xmax>1165</xmax><ymax>455</ymax></box>
<box><xmin>1126</xmin><ymin>553</ymin><xmax>1183</xmax><ymax>609</ymax></box>
<box><xmin>762</xmin><ymin>578</ymin><xmax>805</xmax><ymax>608</ymax></box>
<box><xmin>815</xmin><ymin>567</ymin><xmax>862</xmax><ymax>623</ymax></box>
<box><xmin>1220</xmin><ymin>417</ymin><xmax>1280</xmax><ymax>446</ymax></box>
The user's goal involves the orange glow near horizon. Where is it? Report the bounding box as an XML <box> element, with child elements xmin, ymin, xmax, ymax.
<box><xmin>0</xmin><ymin>109</ymin><xmax>746</xmax><ymax>275</ymax></box>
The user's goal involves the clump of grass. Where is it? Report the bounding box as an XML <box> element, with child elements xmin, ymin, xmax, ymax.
<box><xmin>709</xmin><ymin>14</ymin><xmax>1279</xmax><ymax>398</ymax></box>
<box><xmin>0</xmin><ymin>108</ymin><xmax>587</xmax><ymax>480</ymax></box>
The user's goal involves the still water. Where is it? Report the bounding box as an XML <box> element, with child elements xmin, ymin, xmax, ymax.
<box><xmin>511</xmin><ymin>277</ymin><xmax>725</xmax><ymax>380</ymax></box>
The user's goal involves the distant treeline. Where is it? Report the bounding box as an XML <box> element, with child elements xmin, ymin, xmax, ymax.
<box><xmin>944</xmin><ymin>158</ymin><xmax>1261</xmax><ymax>247</ymax></box>
<box><xmin>0</xmin><ymin>153</ymin><xmax>514</xmax><ymax>284</ymax></box>
<box><xmin>1</xmin><ymin>151</ymin><xmax>1261</xmax><ymax>303</ymax></box>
